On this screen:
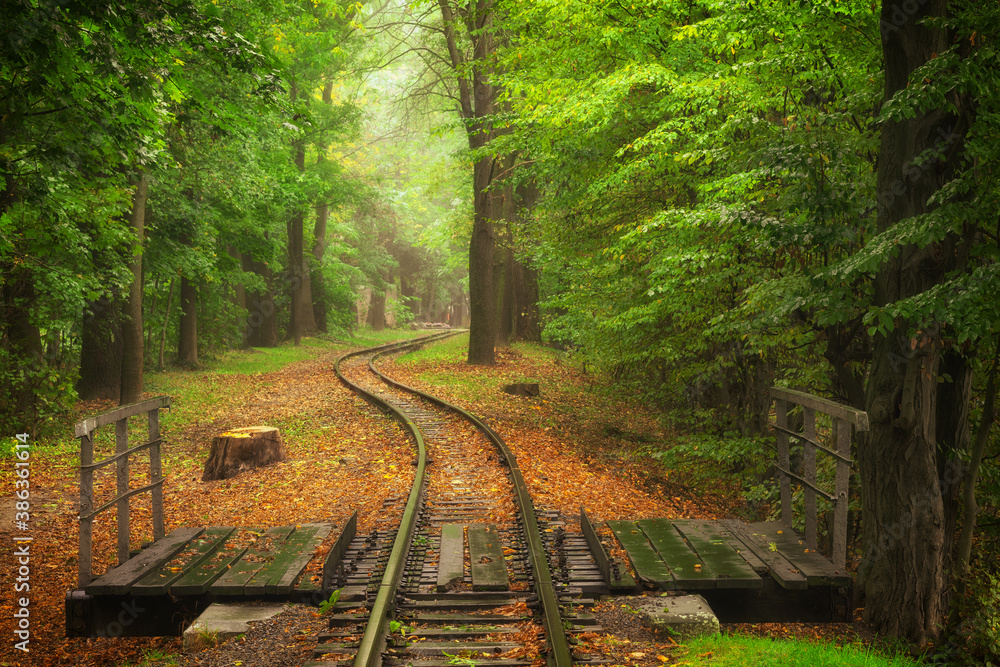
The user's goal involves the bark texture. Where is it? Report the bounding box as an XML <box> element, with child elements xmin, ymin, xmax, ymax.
<box><xmin>120</xmin><ymin>172</ymin><xmax>147</xmax><ymax>404</ymax></box>
<box><xmin>2</xmin><ymin>270</ymin><xmax>44</xmax><ymax>416</ymax></box>
<box><xmin>860</xmin><ymin>0</ymin><xmax>973</xmax><ymax>642</ymax></box>
<box><xmin>178</xmin><ymin>276</ymin><xmax>199</xmax><ymax>366</ymax></box>
<box><xmin>439</xmin><ymin>0</ymin><xmax>500</xmax><ymax>365</ymax></box>
<box><xmin>242</xmin><ymin>251</ymin><xmax>279</xmax><ymax>348</ymax></box>
<box><xmin>286</xmin><ymin>89</ymin><xmax>316</xmax><ymax>344</ymax></box>
<box><xmin>202</xmin><ymin>426</ymin><xmax>287</xmax><ymax>481</ymax></box>
<box><xmin>78</xmin><ymin>294</ymin><xmax>123</xmax><ymax>400</ymax></box>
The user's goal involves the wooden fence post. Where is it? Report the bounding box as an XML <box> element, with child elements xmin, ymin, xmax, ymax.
<box><xmin>115</xmin><ymin>417</ymin><xmax>130</xmax><ymax>565</ymax></box>
<box><xmin>775</xmin><ymin>398</ymin><xmax>792</xmax><ymax>528</ymax></box>
<box><xmin>149</xmin><ymin>408</ymin><xmax>165</xmax><ymax>541</ymax></box>
<box><xmin>832</xmin><ymin>418</ymin><xmax>851</xmax><ymax>571</ymax></box>
<box><xmin>803</xmin><ymin>407</ymin><xmax>817</xmax><ymax>551</ymax></box>
<box><xmin>79</xmin><ymin>430</ymin><xmax>95</xmax><ymax>588</ymax></box>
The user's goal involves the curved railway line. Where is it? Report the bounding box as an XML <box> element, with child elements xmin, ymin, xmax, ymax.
<box><xmin>65</xmin><ymin>332</ymin><xmax>858</xmax><ymax>661</ymax></box>
<box><xmin>310</xmin><ymin>333</ymin><xmax>602</xmax><ymax>667</ymax></box>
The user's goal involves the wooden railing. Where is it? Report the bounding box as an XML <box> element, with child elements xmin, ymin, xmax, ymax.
<box><xmin>769</xmin><ymin>387</ymin><xmax>868</xmax><ymax>571</ymax></box>
<box><xmin>74</xmin><ymin>396</ymin><xmax>171</xmax><ymax>587</ymax></box>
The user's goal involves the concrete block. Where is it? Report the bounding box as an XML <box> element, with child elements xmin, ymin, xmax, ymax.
<box><xmin>634</xmin><ymin>594</ymin><xmax>720</xmax><ymax>640</ymax></box>
<box><xmin>182</xmin><ymin>602</ymin><xmax>287</xmax><ymax>652</ymax></box>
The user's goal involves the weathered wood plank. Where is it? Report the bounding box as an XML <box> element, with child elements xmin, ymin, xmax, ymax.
<box><xmin>437</xmin><ymin>523</ymin><xmax>465</xmax><ymax>592</ymax></box>
<box><xmin>467</xmin><ymin>524</ymin><xmax>507</xmax><ymax>591</ymax></box>
<box><xmin>769</xmin><ymin>387</ymin><xmax>869</xmax><ymax>430</ymax></box>
<box><xmin>268</xmin><ymin>523</ymin><xmax>334</xmax><ymax>594</ymax></box>
<box><xmin>170</xmin><ymin>528</ymin><xmax>251</xmax><ymax>596</ymax></box>
<box><xmin>74</xmin><ymin>395</ymin><xmax>172</xmax><ymax>437</ymax></box>
<box><xmin>636</xmin><ymin>519</ymin><xmax>716</xmax><ymax>589</ymax></box>
<box><xmin>607</xmin><ymin>520</ymin><xmax>673</xmax><ymax>587</ymax></box>
<box><xmin>581</xmin><ymin>508</ymin><xmax>635</xmax><ymax>590</ymax></box>
<box><xmin>690</xmin><ymin>520</ymin><xmax>769</xmax><ymax>575</ymax></box>
<box><xmin>319</xmin><ymin>511</ymin><xmax>357</xmax><ymax>591</ymax></box>
<box><xmin>131</xmin><ymin>526</ymin><xmax>235</xmax><ymax>595</ymax></box>
<box><xmin>85</xmin><ymin>527</ymin><xmax>203</xmax><ymax>595</ymax></box>
<box><xmin>210</xmin><ymin>526</ymin><xmax>295</xmax><ymax>595</ymax></box>
<box><xmin>670</xmin><ymin>520</ymin><xmax>762</xmax><ymax>589</ymax></box>
<box><xmin>745</xmin><ymin>521</ymin><xmax>852</xmax><ymax>586</ymax></box>
<box><xmin>243</xmin><ymin>525</ymin><xmax>323</xmax><ymax>595</ymax></box>
<box><xmin>720</xmin><ymin>520</ymin><xmax>808</xmax><ymax>590</ymax></box>
<box><xmin>115</xmin><ymin>418</ymin><xmax>130</xmax><ymax>566</ymax></box>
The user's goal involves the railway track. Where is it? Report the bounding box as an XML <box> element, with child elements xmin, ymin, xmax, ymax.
<box><xmin>309</xmin><ymin>334</ymin><xmax>606</xmax><ymax>667</ymax></box>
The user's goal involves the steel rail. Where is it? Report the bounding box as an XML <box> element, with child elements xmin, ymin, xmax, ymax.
<box><xmin>333</xmin><ymin>332</ymin><xmax>459</xmax><ymax>667</ymax></box>
<box><xmin>368</xmin><ymin>350</ymin><xmax>575</xmax><ymax>667</ymax></box>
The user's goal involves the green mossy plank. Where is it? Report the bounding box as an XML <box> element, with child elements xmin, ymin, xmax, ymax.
<box><xmin>244</xmin><ymin>524</ymin><xmax>319</xmax><ymax>595</ymax></box>
<box><xmin>437</xmin><ymin>523</ymin><xmax>466</xmax><ymax>592</ymax></box>
<box><xmin>607</xmin><ymin>520</ymin><xmax>673</xmax><ymax>587</ymax></box>
<box><xmin>720</xmin><ymin>520</ymin><xmax>808</xmax><ymax>590</ymax></box>
<box><xmin>467</xmin><ymin>524</ymin><xmax>507</xmax><ymax>591</ymax></box>
<box><xmin>131</xmin><ymin>527</ymin><xmax>235</xmax><ymax>596</ymax></box>
<box><xmin>636</xmin><ymin>519</ymin><xmax>717</xmax><ymax>589</ymax></box>
<box><xmin>745</xmin><ymin>521</ymin><xmax>852</xmax><ymax>586</ymax></box>
<box><xmin>170</xmin><ymin>528</ymin><xmax>254</xmax><ymax>595</ymax></box>
<box><xmin>210</xmin><ymin>526</ymin><xmax>295</xmax><ymax>595</ymax></box>
<box><xmin>670</xmin><ymin>520</ymin><xmax>762</xmax><ymax>589</ymax></box>
<box><xmin>85</xmin><ymin>527</ymin><xmax>204</xmax><ymax>596</ymax></box>
<box><xmin>264</xmin><ymin>523</ymin><xmax>333</xmax><ymax>594</ymax></box>
<box><xmin>698</xmin><ymin>520</ymin><xmax>769</xmax><ymax>575</ymax></box>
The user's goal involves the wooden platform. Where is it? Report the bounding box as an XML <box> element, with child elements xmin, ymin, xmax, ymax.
<box><xmin>604</xmin><ymin>517</ymin><xmax>853</xmax><ymax>622</ymax></box>
<box><xmin>66</xmin><ymin>516</ymin><xmax>357</xmax><ymax>638</ymax></box>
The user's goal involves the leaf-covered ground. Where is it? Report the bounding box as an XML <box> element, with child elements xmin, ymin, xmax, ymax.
<box><xmin>0</xmin><ymin>335</ymin><xmax>887</xmax><ymax>667</ymax></box>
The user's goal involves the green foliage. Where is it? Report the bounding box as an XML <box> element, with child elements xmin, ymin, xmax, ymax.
<box><xmin>491</xmin><ymin>0</ymin><xmax>884</xmax><ymax>433</ymax></box>
<box><xmin>0</xmin><ymin>349</ymin><xmax>78</xmax><ymax>437</ymax></box>
<box><xmin>318</xmin><ymin>588</ymin><xmax>343</xmax><ymax>614</ymax></box>
<box><xmin>947</xmin><ymin>561</ymin><xmax>1000</xmax><ymax>665</ymax></box>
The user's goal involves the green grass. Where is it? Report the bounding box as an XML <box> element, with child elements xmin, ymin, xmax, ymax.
<box><xmin>677</xmin><ymin>635</ymin><xmax>922</xmax><ymax>666</ymax></box>
<box><xmin>394</xmin><ymin>332</ymin><xmax>469</xmax><ymax>364</ymax></box>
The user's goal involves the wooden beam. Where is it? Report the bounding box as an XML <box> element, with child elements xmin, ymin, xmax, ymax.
<box><xmin>769</xmin><ymin>387</ymin><xmax>869</xmax><ymax>430</ymax></box>
<box><xmin>74</xmin><ymin>395</ymin><xmax>171</xmax><ymax>438</ymax></box>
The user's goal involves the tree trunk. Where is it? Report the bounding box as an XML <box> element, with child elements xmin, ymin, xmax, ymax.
<box><xmin>228</xmin><ymin>244</ymin><xmax>246</xmax><ymax>317</ymax></box>
<box><xmin>286</xmin><ymin>98</ymin><xmax>316</xmax><ymax>344</ymax></box>
<box><xmin>120</xmin><ymin>172</ymin><xmax>148</xmax><ymax>404</ymax></box>
<box><xmin>954</xmin><ymin>339</ymin><xmax>1000</xmax><ymax>600</ymax></box>
<box><xmin>2</xmin><ymin>269</ymin><xmax>44</xmax><ymax>419</ymax></box>
<box><xmin>367</xmin><ymin>290</ymin><xmax>387</xmax><ymax>331</ymax></box>
<box><xmin>242</xmin><ymin>251</ymin><xmax>279</xmax><ymax>348</ymax></box>
<box><xmin>178</xmin><ymin>276</ymin><xmax>199</xmax><ymax>366</ymax></box>
<box><xmin>311</xmin><ymin>80</ymin><xmax>334</xmax><ymax>334</ymax></box>
<box><xmin>158</xmin><ymin>278</ymin><xmax>174</xmax><ymax>371</ymax></box>
<box><xmin>513</xmin><ymin>180</ymin><xmax>541</xmax><ymax>342</ymax></box>
<box><xmin>439</xmin><ymin>0</ymin><xmax>499</xmax><ymax>365</ymax></box>
<box><xmin>312</xmin><ymin>200</ymin><xmax>329</xmax><ymax>333</ymax></box>
<box><xmin>860</xmin><ymin>0</ymin><xmax>972</xmax><ymax>643</ymax></box>
<box><xmin>500</xmin><ymin>229</ymin><xmax>541</xmax><ymax>344</ymax></box>
<box><xmin>78</xmin><ymin>294</ymin><xmax>123</xmax><ymax>400</ymax></box>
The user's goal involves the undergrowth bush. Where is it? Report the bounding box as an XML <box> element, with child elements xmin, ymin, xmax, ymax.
<box><xmin>945</xmin><ymin>561</ymin><xmax>1000</xmax><ymax>665</ymax></box>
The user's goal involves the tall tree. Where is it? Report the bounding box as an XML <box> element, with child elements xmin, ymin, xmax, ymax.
<box><xmin>858</xmin><ymin>0</ymin><xmax>977</xmax><ymax>642</ymax></box>
<box><xmin>120</xmin><ymin>172</ymin><xmax>148</xmax><ymax>403</ymax></box>
<box><xmin>438</xmin><ymin>0</ymin><xmax>501</xmax><ymax>364</ymax></box>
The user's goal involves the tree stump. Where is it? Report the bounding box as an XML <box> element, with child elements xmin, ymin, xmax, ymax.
<box><xmin>202</xmin><ymin>426</ymin><xmax>287</xmax><ymax>481</ymax></box>
<box><xmin>503</xmin><ymin>383</ymin><xmax>540</xmax><ymax>397</ymax></box>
